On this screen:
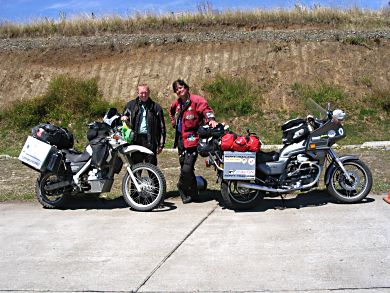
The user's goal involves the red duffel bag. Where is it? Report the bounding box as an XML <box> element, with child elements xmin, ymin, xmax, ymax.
<box><xmin>247</xmin><ymin>135</ymin><xmax>261</xmax><ymax>152</ymax></box>
<box><xmin>232</xmin><ymin>136</ymin><xmax>248</xmax><ymax>152</ymax></box>
<box><xmin>221</xmin><ymin>133</ymin><xmax>235</xmax><ymax>151</ymax></box>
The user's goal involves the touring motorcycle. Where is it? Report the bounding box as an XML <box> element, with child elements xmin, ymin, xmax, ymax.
<box><xmin>198</xmin><ymin>103</ymin><xmax>373</xmax><ymax>209</ymax></box>
<box><xmin>19</xmin><ymin>108</ymin><xmax>166</xmax><ymax>211</ymax></box>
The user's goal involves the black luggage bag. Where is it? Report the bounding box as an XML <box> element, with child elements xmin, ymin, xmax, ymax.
<box><xmin>281</xmin><ymin>118</ymin><xmax>310</xmax><ymax>145</ymax></box>
<box><xmin>32</xmin><ymin>123</ymin><xmax>74</xmax><ymax>149</ymax></box>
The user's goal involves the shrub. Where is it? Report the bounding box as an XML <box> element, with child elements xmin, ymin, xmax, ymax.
<box><xmin>202</xmin><ymin>75</ymin><xmax>263</xmax><ymax>118</ymax></box>
<box><xmin>3</xmin><ymin>75</ymin><xmax>110</xmax><ymax>128</ymax></box>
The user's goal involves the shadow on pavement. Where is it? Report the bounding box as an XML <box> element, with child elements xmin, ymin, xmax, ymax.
<box><xmin>231</xmin><ymin>189</ymin><xmax>375</xmax><ymax>213</ymax></box>
<box><xmin>166</xmin><ymin>189</ymin><xmax>220</xmax><ymax>204</ymax></box>
<box><xmin>59</xmin><ymin>194</ymin><xmax>177</xmax><ymax>211</ymax></box>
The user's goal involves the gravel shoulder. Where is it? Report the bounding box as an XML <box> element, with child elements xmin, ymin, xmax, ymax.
<box><xmin>1</xmin><ymin>29</ymin><xmax>390</xmax><ymax>51</ymax></box>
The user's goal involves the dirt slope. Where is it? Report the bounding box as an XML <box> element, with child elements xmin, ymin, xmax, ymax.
<box><xmin>0</xmin><ymin>30</ymin><xmax>389</xmax><ymax>111</ymax></box>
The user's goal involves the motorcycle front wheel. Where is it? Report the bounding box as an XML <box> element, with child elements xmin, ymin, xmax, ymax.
<box><xmin>221</xmin><ymin>180</ymin><xmax>261</xmax><ymax>210</ymax></box>
<box><xmin>36</xmin><ymin>172</ymin><xmax>70</xmax><ymax>209</ymax></box>
<box><xmin>122</xmin><ymin>163</ymin><xmax>166</xmax><ymax>211</ymax></box>
<box><xmin>326</xmin><ymin>159</ymin><xmax>373</xmax><ymax>203</ymax></box>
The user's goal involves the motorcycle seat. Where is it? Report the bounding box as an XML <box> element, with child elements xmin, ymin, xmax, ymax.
<box><xmin>64</xmin><ymin>150</ymin><xmax>91</xmax><ymax>163</ymax></box>
<box><xmin>256</xmin><ymin>151</ymin><xmax>280</xmax><ymax>163</ymax></box>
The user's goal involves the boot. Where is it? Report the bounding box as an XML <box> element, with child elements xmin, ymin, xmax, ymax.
<box><xmin>177</xmin><ymin>183</ymin><xmax>192</xmax><ymax>204</ymax></box>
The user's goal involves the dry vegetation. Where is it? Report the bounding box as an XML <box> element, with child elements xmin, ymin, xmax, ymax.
<box><xmin>1</xmin><ymin>5</ymin><xmax>390</xmax><ymax>38</ymax></box>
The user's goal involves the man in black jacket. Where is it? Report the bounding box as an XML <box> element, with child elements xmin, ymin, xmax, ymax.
<box><xmin>122</xmin><ymin>84</ymin><xmax>166</xmax><ymax>165</ymax></box>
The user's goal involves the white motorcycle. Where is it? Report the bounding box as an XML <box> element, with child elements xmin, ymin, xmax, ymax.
<box><xmin>19</xmin><ymin>108</ymin><xmax>166</xmax><ymax>211</ymax></box>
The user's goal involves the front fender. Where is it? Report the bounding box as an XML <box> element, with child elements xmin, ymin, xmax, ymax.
<box><xmin>122</xmin><ymin>145</ymin><xmax>154</xmax><ymax>155</ymax></box>
<box><xmin>324</xmin><ymin>155</ymin><xmax>359</xmax><ymax>185</ymax></box>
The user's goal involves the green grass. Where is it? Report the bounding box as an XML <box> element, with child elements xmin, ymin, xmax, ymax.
<box><xmin>291</xmin><ymin>81</ymin><xmax>348</xmax><ymax>107</ymax></box>
<box><xmin>0</xmin><ymin>75</ymin><xmax>118</xmax><ymax>156</ymax></box>
<box><xmin>0</xmin><ymin>193</ymin><xmax>35</xmax><ymax>202</ymax></box>
<box><xmin>343</xmin><ymin>36</ymin><xmax>369</xmax><ymax>46</ymax></box>
<box><xmin>202</xmin><ymin>75</ymin><xmax>263</xmax><ymax>119</ymax></box>
<box><xmin>1</xmin><ymin>6</ymin><xmax>390</xmax><ymax>38</ymax></box>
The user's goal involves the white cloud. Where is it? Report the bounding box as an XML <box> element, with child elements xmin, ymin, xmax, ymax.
<box><xmin>45</xmin><ymin>0</ymin><xmax>100</xmax><ymax>11</ymax></box>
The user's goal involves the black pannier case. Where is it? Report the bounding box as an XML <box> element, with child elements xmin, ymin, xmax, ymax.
<box><xmin>281</xmin><ymin>118</ymin><xmax>310</xmax><ymax>145</ymax></box>
<box><xmin>32</xmin><ymin>123</ymin><xmax>74</xmax><ymax>149</ymax></box>
<box><xmin>87</xmin><ymin>122</ymin><xmax>111</xmax><ymax>168</ymax></box>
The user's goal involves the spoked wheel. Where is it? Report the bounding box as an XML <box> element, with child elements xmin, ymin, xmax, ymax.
<box><xmin>221</xmin><ymin>180</ymin><xmax>262</xmax><ymax>210</ymax></box>
<box><xmin>326</xmin><ymin>159</ymin><xmax>373</xmax><ymax>203</ymax></box>
<box><xmin>122</xmin><ymin>163</ymin><xmax>166</xmax><ymax>211</ymax></box>
<box><xmin>36</xmin><ymin>172</ymin><xmax>70</xmax><ymax>209</ymax></box>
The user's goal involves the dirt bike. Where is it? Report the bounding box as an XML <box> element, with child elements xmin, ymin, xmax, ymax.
<box><xmin>198</xmin><ymin>103</ymin><xmax>373</xmax><ymax>210</ymax></box>
<box><xmin>18</xmin><ymin>108</ymin><xmax>166</xmax><ymax>211</ymax></box>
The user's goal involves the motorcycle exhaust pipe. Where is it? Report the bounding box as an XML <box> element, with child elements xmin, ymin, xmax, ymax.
<box><xmin>236</xmin><ymin>182</ymin><xmax>288</xmax><ymax>193</ymax></box>
<box><xmin>236</xmin><ymin>165</ymin><xmax>321</xmax><ymax>193</ymax></box>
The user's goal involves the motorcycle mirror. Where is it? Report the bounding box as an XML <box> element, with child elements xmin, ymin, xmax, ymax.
<box><xmin>327</xmin><ymin>102</ymin><xmax>333</xmax><ymax>119</ymax></box>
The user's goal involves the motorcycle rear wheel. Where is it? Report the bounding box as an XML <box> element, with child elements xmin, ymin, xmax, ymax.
<box><xmin>36</xmin><ymin>172</ymin><xmax>70</xmax><ymax>209</ymax></box>
<box><xmin>122</xmin><ymin>163</ymin><xmax>166</xmax><ymax>211</ymax></box>
<box><xmin>221</xmin><ymin>180</ymin><xmax>261</xmax><ymax>210</ymax></box>
<box><xmin>326</xmin><ymin>159</ymin><xmax>373</xmax><ymax>203</ymax></box>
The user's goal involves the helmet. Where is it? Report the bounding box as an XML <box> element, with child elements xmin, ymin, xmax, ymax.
<box><xmin>103</xmin><ymin>108</ymin><xmax>121</xmax><ymax>127</ymax></box>
<box><xmin>333</xmin><ymin>109</ymin><xmax>346</xmax><ymax>121</ymax></box>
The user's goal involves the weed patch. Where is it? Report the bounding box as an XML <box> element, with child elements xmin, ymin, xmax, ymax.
<box><xmin>202</xmin><ymin>75</ymin><xmax>263</xmax><ymax>119</ymax></box>
<box><xmin>291</xmin><ymin>81</ymin><xmax>347</xmax><ymax>108</ymax></box>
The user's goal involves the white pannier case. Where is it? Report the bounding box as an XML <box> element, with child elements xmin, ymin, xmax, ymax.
<box><xmin>19</xmin><ymin>136</ymin><xmax>59</xmax><ymax>171</ymax></box>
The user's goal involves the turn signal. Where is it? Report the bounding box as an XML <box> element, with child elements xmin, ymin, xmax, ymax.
<box><xmin>113</xmin><ymin>134</ymin><xmax>120</xmax><ymax>140</ymax></box>
<box><xmin>309</xmin><ymin>143</ymin><xmax>316</xmax><ymax>150</ymax></box>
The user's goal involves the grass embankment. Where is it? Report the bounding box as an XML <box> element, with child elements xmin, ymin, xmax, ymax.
<box><xmin>1</xmin><ymin>6</ymin><xmax>390</xmax><ymax>38</ymax></box>
<box><xmin>1</xmin><ymin>74</ymin><xmax>389</xmax><ymax>156</ymax></box>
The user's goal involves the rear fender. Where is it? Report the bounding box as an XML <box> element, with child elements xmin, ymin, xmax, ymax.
<box><xmin>122</xmin><ymin>145</ymin><xmax>154</xmax><ymax>155</ymax></box>
<box><xmin>324</xmin><ymin>155</ymin><xmax>359</xmax><ymax>185</ymax></box>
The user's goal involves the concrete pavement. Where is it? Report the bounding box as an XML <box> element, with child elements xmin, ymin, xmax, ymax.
<box><xmin>0</xmin><ymin>192</ymin><xmax>389</xmax><ymax>292</ymax></box>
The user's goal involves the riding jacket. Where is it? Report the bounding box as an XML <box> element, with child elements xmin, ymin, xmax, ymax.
<box><xmin>169</xmin><ymin>94</ymin><xmax>215</xmax><ymax>149</ymax></box>
<box><xmin>123</xmin><ymin>97</ymin><xmax>166</xmax><ymax>153</ymax></box>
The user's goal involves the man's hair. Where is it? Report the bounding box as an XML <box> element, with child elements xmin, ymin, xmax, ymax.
<box><xmin>172</xmin><ymin>79</ymin><xmax>189</xmax><ymax>93</ymax></box>
<box><xmin>138</xmin><ymin>83</ymin><xmax>149</xmax><ymax>92</ymax></box>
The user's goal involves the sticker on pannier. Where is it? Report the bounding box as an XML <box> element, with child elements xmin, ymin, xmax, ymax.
<box><xmin>223</xmin><ymin>151</ymin><xmax>256</xmax><ymax>180</ymax></box>
<box><xmin>18</xmin><ymin>136</ymin><xmax>58</xmax><ymax>171</ymax></box>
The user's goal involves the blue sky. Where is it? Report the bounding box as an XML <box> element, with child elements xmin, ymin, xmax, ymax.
<box><xmin>0</xmin><ymin>0</ymin><xmax>389</xmax><ymax>23</ymax></box>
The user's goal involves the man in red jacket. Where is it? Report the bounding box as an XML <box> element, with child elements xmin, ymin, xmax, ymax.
<box><xmin>169</xmin><ymin>79</ymin><xmax>218</xmax><ymax>204</ymax></box>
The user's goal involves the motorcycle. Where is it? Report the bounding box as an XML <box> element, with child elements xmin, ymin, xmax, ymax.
<box><xmin>18</xmin><ymin>108</ymin><xmax>166</xmax><ymax>211</ymax></box>
<box><xmin>198</xmin><ymin>103</ymin><xmax>373</xmax><ymax>210</ymax></box>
